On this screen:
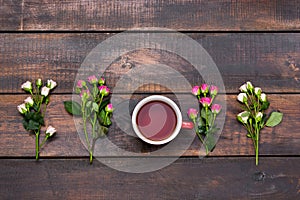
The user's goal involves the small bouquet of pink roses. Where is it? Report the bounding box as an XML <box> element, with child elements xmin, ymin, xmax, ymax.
<box><xmin>64</xmin><ymin>76</ymin><xmax>113</xmax><ymax>163</ymax></box>
<box><xmin>18</xmin><ymin>79</ymin><xmax>57</xmax><ymax>160</ymax></box>
<box><xmin>187</xmin><ymin>84</ymin><xmax>222</xmax><ymax>154</ymax></box>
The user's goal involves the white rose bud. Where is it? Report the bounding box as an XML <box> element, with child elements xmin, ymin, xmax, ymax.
<box><xmin>260</xmin><ymin>93</ymin><xmax>267</xmax><ymax>102</ymax></box>
<box><xmin>254</xmin><ymin>87</ymin><xmax>262</xmax><ymax>96</ymax></box>
<box><xmin>239</xmin><ymin>83</ymin><xmax>247</xmax><ymax>92</ymax></box>
<box><xmin>237</xmin><ymin>111</ymin><xmax>250</xmax><ymax>124</ymax></box>
<box><xmin>21</xmin><ymin>81</ymin><xmax>32</xmax><ymax>92</ymax></box>
<box><xmin>255</xmin><ymin>112</ymin><xmax>263</xmax><ymax>122</ymax></box>
<box><xmin>17</xmin><ymin>103</ymin><xmax>27</xmax><ymax>114</ymax></box>
<box><xmin>246</xmin><ymin>81</ymin><xmax>254</xmax><ymax>91</ymax></box>
<box><xmin>47</xmin><ymin>79</ymin><xmax>57</xmax><ymax>90</ymax></box>
<box><xmin>237</xmin><ymin>93</ymin><xmax>247</xmax><ymax>103</ymax></box>
<box><xmin>24</xmin><ymin>96</ymin><xmax>34</xmax><ymax>107</ymax></box>
<box><xmin>41</xmin><ymin>86</ymin><xmax>50</xmax><ymax>97</ymax></box>
<box><xmin>46</xmin><ymin>126</ymin><xmax>56</xmax><ymax>137</ymax></box>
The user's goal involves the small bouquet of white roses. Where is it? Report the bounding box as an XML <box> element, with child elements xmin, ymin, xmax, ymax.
<box><xmin>237</xmin><ymin>81</ymin><xmax>283</xmax><ymax>165</ymax></box>
<box><xmin>18</xmin><ymin>79</ymin><xmax>57</xmax><ymax>160</ymax></box>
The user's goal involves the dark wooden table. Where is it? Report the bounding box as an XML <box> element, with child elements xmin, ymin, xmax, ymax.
<box><xmin>1</xmin><ymin>1</ymin><xmax>300</xmax><ymax>199</ymax></box>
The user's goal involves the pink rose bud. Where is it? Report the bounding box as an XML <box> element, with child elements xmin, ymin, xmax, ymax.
<box><xmin>200</xmin><ymin>84</ymin><xmax>209</xmax><ymax>94</ymax></box>
<box><xmin>80</xmin><ymin>89</ymin><xmax>90</xmax><ymax>99</ymax></box>
<box><xmin>76</xmin><ymin>80</ymin><xmax>86</xmax><ymax>88</ymax></box>
<box><xmin>21</xmin><ymin>81</ymin><xmax>32</xmax><ymax>92</ymax></box>
<box><xmin>210</xmin><ymin>85</ymin><xmax>218</xmax><ymax>96</ymax></box>
<box><xmin>105</xmin><ymin>103</ymin><xmax>114</xmax><ymax>113</ymax></box>
<box><xmin>98</xmin><ymin>85</ymin><xmax>110</xmax><ymax>96</ymax></box>
<box><xmin>88</xmin><ymin>75</ymin><xmax>98</xmax><ymax>84</ymax></box>
<box><xmin>191</xmin><ymin>86</ymin><xmax>200</xmax><ymax>96</ymax></box>
<box><xmin>211</xmin><ymin>104</ymin><xmax>222</xmax><ymax>114</ymax></box>
<box><xmin>99</xmin><ymin>78</ymin><xmax>105</xmax><ymax>86</ymax></box>
<box><xmin>199</xmin><ymin>97</ymin><xmax>212</xmax><ymax>107</ymax></box>
<box><xmin>187</xmin><ymin>108</ymin><xmax>198</xmax><ymax>120</ymax></box>
<box><xmin>41</xmin><ymin>86</ymin><xmax>50</xmax><ymax>97</ymax></box>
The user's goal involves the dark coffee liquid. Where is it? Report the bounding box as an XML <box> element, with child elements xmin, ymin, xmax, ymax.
<box><xmin>136</xmin><ymin>101</ymin><xmax>177</xmax><ymax>141</ymax></box>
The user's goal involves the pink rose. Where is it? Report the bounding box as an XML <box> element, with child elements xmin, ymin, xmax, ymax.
<box><xmin>199</xmin><ymin>97</ymin><xmax>212</xmax><ymax>107</ymax></box>
<box><xmin>200</xmin><ymin>84</ymin><xmax>209</xmax><ymax>94</ymax></box>
<box><xmin>191</xmin><ymin>86</ymin><xmax>200</xmax><ymax>96</ymax></box>
<box><xmin>211</xmin><ymin>104</ymin><xmax>222</xmax><ymax>114</ymax></box>
<box><xmin>88</xmin><ymin>75</ymin><xmax>98</xmax><ymax>84</ymax></box>
<box><xmin>105</xmin><ymin>103</ymin><xmax>114</xmax><ymax>113</ymax></box>
<box><xmin>98</xmin><ymin>85</ymin><xmax>110</xmax><ymax>96</ymax></box>
<box><xmin>187</xmin><ymin>108</ymin><xmax>198</xmax><ymax>120</ymax></box>
<box><xmin>77</xmin><ymin>80</ymin><xmax>86</xmax><ymax>88</ymax></box>
<box><xmin>210</xmin><ymin>85</ymin><xmax>218</xmax><ymax>96</ymax></box>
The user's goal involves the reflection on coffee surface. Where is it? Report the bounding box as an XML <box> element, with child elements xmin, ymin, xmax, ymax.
<box><xmin>136</xmin><ymin>101</ymin><xmax>177</xmax><ymax>141</ymax></box>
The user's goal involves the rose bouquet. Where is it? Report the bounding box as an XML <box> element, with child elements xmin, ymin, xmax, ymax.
<box><xmin>18</xmin><ymin>79</ymin><xmax>57</xmax><ymax>160</ymax></box>
<box><xmin>237</xmin><ymin>81</ymin><xmax>283</xmax><ymax>165</ymax></box>
<box><xmin>187</xmin><ymin>84</ymin><xmax>222</xmax><ymax>154</ymax></box>
<box><xmin>64</xmin><ymin>76</ymin><xmax>113</xmax><ymax>163</ymax></box>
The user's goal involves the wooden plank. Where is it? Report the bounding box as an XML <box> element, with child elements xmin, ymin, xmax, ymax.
<box><xmin>1</xmin><ymin>0</ymin><xmax>300</xmax><ymax>31</ymax></box>
<box><xmin>0</xmin><ymin>94</ymin><xmax>299</xmax><ymax>157</ymax></box>
<box><xmin>1</xmin><ymin>33</ymin><xmax>300</xmax><ymax>93</ymax></box>
<box><xmin>0</xmin><ymin>0</ymin><xmax>22</xmax><ymax>30</ymax></box>
<box><xmin>0</xmin><ymin>158</ymin><xmax>299</xmax><ymax>199</ymax></box>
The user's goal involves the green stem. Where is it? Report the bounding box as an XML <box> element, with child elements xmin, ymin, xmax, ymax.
<box><xmin>255</xmin><ymin>126</ymin><xmax>259</xmax><ymax>166</ymax></box>
<box><xmin>81</xmin><ymin>102</ymin><xmax>90</xmax><ymax>149</ymax></box>
<box><xmin>39</xmin><ymin>136</ymin><xmax>48</xmax><ymax>149</ymax></box>
<box><xmin>205</xmin><ymin>106</ymin><xmax>209</xmax><ymax>132</ymax></box>
<box><xmin>35</xmin><ymin>131</ymin><xmax>39</xmax><ymax>160</ymax></box>
<box><xmin>89</xmin><ymin>151</ymin><xmax>93</xmax><ymax>164</ymax></box>
<box><xmin>193</xmin><ymin>119</ymin><xmax>209</xmax><ymax>154</ymax></box>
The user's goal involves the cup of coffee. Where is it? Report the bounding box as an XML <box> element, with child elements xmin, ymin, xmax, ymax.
<box><xmin>132</xmin><ymin>95</ymin><xmax>194</xmax><ymax>145</ymax></box>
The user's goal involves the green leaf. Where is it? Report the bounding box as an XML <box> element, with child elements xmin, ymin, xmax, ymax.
<box><xmin>201</xmin><ymin>108</ymin><xmax>213</xmax><ymax>127</ymax></box>
<box><xmin>92</xmin><ymin>102</ymin><xmax>99</xmax><ymax>112</ymax></box>
<box><xmin>25</xmin><ymin>119</ymin><xmax>40</xmax><ymax>131</ymax></box>
<box><xmin>64</xmin><ymin>101</ymin><xmax>81</xmax><ymax>116</ymax></box>
<box><xmin>205</xmin><ymin>133</ymin><xmax>216</xmax><ymax>152</ymax></box>
<box><xmin>99</xmin><ymin>99</ymin><xmax>109</xmax><ymax>112</ymax></box>
<box><xmin>96</xmin><ymin>125</ymin><xmax>108</xmax><ymax>139</ymax></box>
<box><xmin>265</xmin><ymin>111</ymin><xmax>283</xmax><ymax>127</ymax></box>
<box><xmin>261</xmin><ymin>101</ymin><xmax>270</xmax><ymax>111</ymax></box>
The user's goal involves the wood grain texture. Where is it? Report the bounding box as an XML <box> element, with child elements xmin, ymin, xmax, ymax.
<box><xmin>0</xmin><ymin>158</ymin><xmax>299</xmax><ymax>199</ymax></box>
<box><xmin>1</xmin><ymin>0</ymin><xmax>300</xmax><ymax>31</ymax></box>
<box><xmin>1</xmin><ymin>33</ymin><xmax>300</xmax><ymax>93</ymax></box>
<box><xmin>1</xmin><ymin>94</ymin><xmax>299</xmax><ymax>157</ymax></box>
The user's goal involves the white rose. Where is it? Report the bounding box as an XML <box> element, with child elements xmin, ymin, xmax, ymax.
<box><xmin>255</xmin><ymin>112</ymin><xmax>263</xmax><ymax>122</ymax></box>
<box><xmin>41</xmin><ymin>86</ymin><xmax>50</xmax><ymax>97</ymax></box>
<box><xmin>246</xmin><ymin>81</ymin><xmax>253</xmax><ymax>91</ymax></box>
<box><xmin>239</xmin><ymin>84</ymin><xmax>247</xmax><ymax>92</ymax></box>
<box><xmin>237</xmin><ymin>93</ymin><xmax>247</xmax><ymax>103</ymax></box>
<box><xmin>21</xmin><ymin>81</ymin><xmax>32</xmax><ymax>92</ymax></box>
<box><xmin>260</xmin><ymin>93</ymin><xmax>267</xmax><ymax>102</ymax></box>
<box><xmin>254</xmin><ymin>87</ymin><xmax>262</xmax><ymax>96</ymax></box>
<box><xmin>237</xmin><ymin>111</ymin><xmax>250</xmax><ymax>124</ymax></box>
<box><xmin>24</xmin><ymin>96</ymin><xmax>34</xmax><ymax>106</ymax></box>
<box><xmin>46</xmin><ymin>126</ymin><xmax>56</xmax><ymax>137</ymax></box>
<box><xmin>17</xmin><ymin>103</ymin><xmax>27</xmax><ymax>114</ymax></box>
<box><xmin>47</xmin><ymin>79</ymin><xmax>57</xmax><ymax>90</ymax></box>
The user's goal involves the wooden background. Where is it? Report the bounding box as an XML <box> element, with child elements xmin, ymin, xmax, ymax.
<box><xmin>0</xmin><ymin>0</ymin><xmax>300</xmax><ymax>199</ymax></box>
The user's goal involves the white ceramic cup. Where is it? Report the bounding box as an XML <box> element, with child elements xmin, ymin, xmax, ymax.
<box><xmin>132</xmin><ymin>95</ymin><xmax>193</xmax><ymax>145</ymax></box>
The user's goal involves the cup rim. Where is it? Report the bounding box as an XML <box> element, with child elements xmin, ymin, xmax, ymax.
<box><xmin>132</xmin><ymin>95</ymin><xmax>182</xmax><ymax>145</ymax></box>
